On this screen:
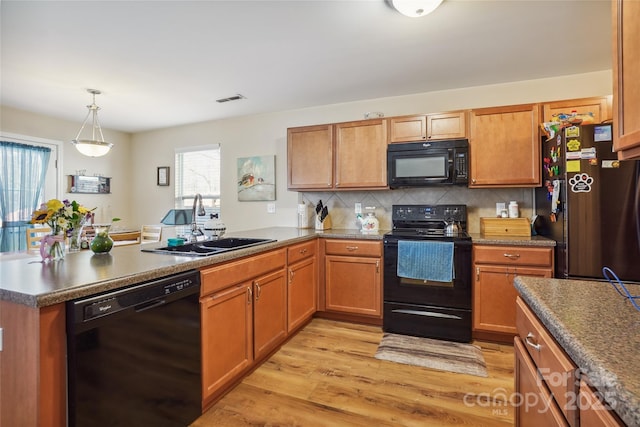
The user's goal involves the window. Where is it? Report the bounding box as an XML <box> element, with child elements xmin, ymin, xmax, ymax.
<box><xmin>174</xmin><ymin>145</ymin><xmax>221</xmax><ymax>236</ymax></box>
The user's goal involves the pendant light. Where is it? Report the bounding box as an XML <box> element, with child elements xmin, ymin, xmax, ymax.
<box><xmin>390</xmin><ymin>0</ymin><xmax>444</xmax><ymax>17</ymax></box>
<box><xmin>70</xmin><ymin>89</ymin><xmax>113</xmax><ymax>157</ymax></box>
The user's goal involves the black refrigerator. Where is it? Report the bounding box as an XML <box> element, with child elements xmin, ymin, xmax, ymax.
<box><xmin>534</xmin><ymin>123</ymin><xmax>640</xmax><ymax>284</ymax></box>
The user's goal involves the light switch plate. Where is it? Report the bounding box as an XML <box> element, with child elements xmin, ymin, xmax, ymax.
<box><xmin>355</xmin><ymin>203</ymin><xmax>362</xmax><ymax>214</ymax></box>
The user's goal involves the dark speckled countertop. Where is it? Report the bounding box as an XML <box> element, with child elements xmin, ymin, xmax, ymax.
<box><xmin>0</xmin><ymin>227</ymin><xmax>386</xmax><ymax>307</ymax></box>
<box><xmin>515</xmin><ymin>276</ymin><xmax>640</xmax><ymax>427</ymax></box>
<box><xmin>0</xmin><ymin>227</ymin><xmax>552</xmax><ymax>308</ymax></box>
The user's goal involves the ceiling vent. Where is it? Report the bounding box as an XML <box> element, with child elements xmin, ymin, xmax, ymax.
<box><xmin>215</xmin><ymin>94</ymin><xmax>246</xmax><ymax>103</ymax></box>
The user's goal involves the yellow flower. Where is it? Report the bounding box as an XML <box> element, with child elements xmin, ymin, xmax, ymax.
<box><xmin>46</xmin><ymin>199</ymin><xmax>63</xmax><ymax>211</ymax></box>
<box><xmin>31</xmin><ymin>209</ymin><xmax>52</xmax><ymax>224</ymax></box>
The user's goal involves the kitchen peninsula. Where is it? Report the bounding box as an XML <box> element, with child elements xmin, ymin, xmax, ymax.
<box><xmin>514</xmin><ymin>276</ymin><xmax>639</xmax><ymax>426</ymax></box>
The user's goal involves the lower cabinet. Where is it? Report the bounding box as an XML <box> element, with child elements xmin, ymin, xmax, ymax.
<box><xmin>473</xmin><ymin>245</ymin><xmax>553</xmax><ymax>340</ymax></box>
<box><xmin>200</xmin><ymin>248</ymin><xmax>287</xmax><ymax>407</ymax></box>
<box><xmin>323</xmin><ymin>239</ymin><xmax>382</xmax><ymax>318</ymax></box>
<box><xmin>287</xmin><ymin>240</ymin><xmax>317</xmax><ymax>333</ymax></box>
<box><xmin>515</xmin><ymin>297</ymin><xmax>625</xmax><ymax>426</ymax></box>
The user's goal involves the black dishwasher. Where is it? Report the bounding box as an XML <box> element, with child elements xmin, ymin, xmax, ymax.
<box><xmin>67</xmin><ymin>270</ymin><xmax>202</xmax><ymax>427</ymax></box>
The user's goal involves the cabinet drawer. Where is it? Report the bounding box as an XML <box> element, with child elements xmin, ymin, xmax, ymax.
<box><xmin>324</xmin><ymin>239</ymin><xmax>381</xmax><ymax>257</ymax></box>
<box><xmin>516</xmin><ymin>297</ymin><xmax>578</xmax><ymax>427</ymax></box>
<box><xmin>201</xmin><ymin>249</ymin><xmax>286</xmax><ymax>296</ymax></box>
<box><xmin>287</xmin><ymin>240</ymin><xmax>316</xmax><ymax>264</ymax></box>
<box><xmin>474</xmin><ymin>245</ymin><xmax>553</xmax><ymax>267</ymax></box>
<box><xmin>515</xmin><ymin>337</ymin><xmax>570</xmax><ymax>427</ymax></box>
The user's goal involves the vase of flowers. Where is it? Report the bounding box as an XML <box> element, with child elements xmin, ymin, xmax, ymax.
<box><xmin>31</xmin><ymin>199</ymin><xmax>94</xmax><ymax>261</ymax></box>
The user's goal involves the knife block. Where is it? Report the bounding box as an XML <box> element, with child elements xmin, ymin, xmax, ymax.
<box><xmin>315</xmin><ymin>214</ymin><xmax>332</xmax><ymax>230</ymax></box>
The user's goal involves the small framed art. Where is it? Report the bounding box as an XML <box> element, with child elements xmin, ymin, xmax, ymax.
<box><xmin>157</xmin><ymin>166</ymin><xmax>170</xmax><ymax>186</ymax></box>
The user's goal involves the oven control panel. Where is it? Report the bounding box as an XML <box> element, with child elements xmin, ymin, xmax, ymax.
<box><xmin>391</xmin><ymin>204</ymin><xmax>467</xmax><ymax>222</ymax></box>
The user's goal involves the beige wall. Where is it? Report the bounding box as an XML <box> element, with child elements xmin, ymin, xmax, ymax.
<box><xmin>1</xmin><ymin>69</ymin><xmax>612</xmax><ymax>236</ymax></box>
<box><xmin>0</xmin><ymin>106</ymin><xmax>135</xmax><ymax>229</ymax></box>
<box><xmin>131</xmin><ymin>70</ymin><xmax>612</xmax><ymax>235</ymax></box>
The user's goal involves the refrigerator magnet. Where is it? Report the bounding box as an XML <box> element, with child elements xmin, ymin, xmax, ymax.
<box><xmin>565</xmin><ymin>126</ymin><xmax>580</xmax><ymax>138</ymax></box>
<box><xmin>567</xmin><ymin>160</ymin><xmax>581</xmax><ymax>173</ymax></box>
<box><xmin>567</xmin><ymin>139</ymin><xmax>581</xmax><ymax>151</ymax></box>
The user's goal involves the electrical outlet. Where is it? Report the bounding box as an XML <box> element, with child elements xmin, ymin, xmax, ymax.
<box><xmin>355</xmin><ymin>203</ymin><xmax>362</xmax><ymax>214</ymax></box>
<box><xmin>267</xmin><ymin>203</ymin><xmax>276</xmax><ymax>214</ymax></box>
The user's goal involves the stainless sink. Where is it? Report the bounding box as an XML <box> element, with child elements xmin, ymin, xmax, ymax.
<box><xmin>142</xmin><ymin>237</ymin><xmax>276</xmax><ymax>256</ymax></box>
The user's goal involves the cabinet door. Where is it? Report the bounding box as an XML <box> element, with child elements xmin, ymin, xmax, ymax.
<box><xmin>389</xmin><ymin>115</ymin><xmax>427</xmax><ymax>142</ymax></box>
<box><xmin>612</xmin><ymin>0</ymin><xmax>640</xmax><ymax>159</ymax></box>
<box><xmin>426</xmin><ymin>111</ymin><xmax>467</xmax><ymax>140</ymax></box>
<box><xmin>469</xmin><ymin>104</ymin><xmax>541</xmax><ymax>187</ymax></box>
<box><xmin>542</xmin><ymin>97</ymin><xmax>611</xmax><ymax>123</ymax></box>
<box><xmin>325</xmin><ymin>255</ymin><xmax>381</xmax><ymax>317</ymax></box>
<box><xmin>334</xmin><ymin>119</ymin><xmax>388</xmax><ymax>188</ymax></box>
<box><xmin>201</xmin><ymin>284</ymin><xmax>253</xmax><ymax>402</ymax></box>
<box><xmin>474</xmin><ymin>266</ymin><xmax>552</xmax><ymax>335</ymax></box>
<box><xmin>514</xmin><ymin>337</ymin><xmax>570</xmax><ymax>427</ymax></box>
<box><xmin>288</xmin><ymin>256</ymin><xmax>317</xmax><ymax>333</ymax></box>
<box><xmin>253</xmin><ymin>269</ymin><xmax>288</xmax><ymax>361</ymax></box>
<box><xmin>287</xmin><ymin>124</ymin><xmax>334</xmax><ymax>189</ymax></box>
<box><xmin>579</xmin><ymin>380</ymin><xmax>624</xmax><ymax>427</ymax></box>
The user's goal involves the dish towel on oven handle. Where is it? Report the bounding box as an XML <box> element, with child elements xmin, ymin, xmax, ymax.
<box><xmin>397</xmin><ymin>240</ymin><xmax>455</xmax><ymax>282</ymax></box>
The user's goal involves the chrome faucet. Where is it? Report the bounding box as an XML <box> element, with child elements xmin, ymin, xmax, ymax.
<box><xmin>188</xmin><ymin>193</ymin><xmax>207</xmax><ymax>242</ymax></box>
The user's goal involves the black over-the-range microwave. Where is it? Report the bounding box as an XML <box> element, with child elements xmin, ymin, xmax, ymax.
<box><xmin>387</xmin><ymin>139</ymin><xmax>469</xmax><ymax>188</ymax></box>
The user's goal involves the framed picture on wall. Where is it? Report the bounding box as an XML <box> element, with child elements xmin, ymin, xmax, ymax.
<box><xmin>237</xmin><ymin>155</ymin><xmax>275</xmax><ymax>201</ymax></box>
<box><xmin>157</xmin><ymin>166</ymin><xmax>170</xmax><ymax>186</ymax></box>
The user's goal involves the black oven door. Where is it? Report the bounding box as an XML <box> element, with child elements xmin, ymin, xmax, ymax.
<box><xmin>383</xmin><ymin>238</ymin><xmax>472</xmax><ymax>309</ymax></box>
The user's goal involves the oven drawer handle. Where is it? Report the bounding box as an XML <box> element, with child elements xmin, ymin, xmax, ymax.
<box><xmin>525</xmin><ymin>332</ymin><xmax>541</xmax><ymax>351</ymax></box>
<box><xmin>503</xmin><ymin>253</ymin><xmax>521</xmax><ymax>260</ymax></box>
<box><xmin>391</xmin><ymin>309</ymin><xmax>462</xmax><ymax>320</ymax></box>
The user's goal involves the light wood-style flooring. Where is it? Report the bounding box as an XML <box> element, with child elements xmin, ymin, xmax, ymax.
<box><xmin>192</xmin><ymin>318</ymin><xmax>515</xmax><ymax>426</ymax></box>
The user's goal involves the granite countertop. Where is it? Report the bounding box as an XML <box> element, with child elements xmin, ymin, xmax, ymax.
<box><xmin>469</xmin><ymin>233</ymin><xmax>556</xmax><ymax>247</ymax></box>
<box><xmin>514</xmin><ymin>276</ymin><xmax>640</xmax><ymax>426</ymax></box>
<box><xmin>0</xmin><ymin>227</ymin><xmax>386</xmax><ymax>308</ymax></box>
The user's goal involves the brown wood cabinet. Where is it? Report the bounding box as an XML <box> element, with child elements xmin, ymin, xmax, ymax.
<box><xmin>323</xmin><ymin>239</ymin><xmax>382</xmax><ymax>318</ymax></box>
<box><xmin>287</xmin><ymin>119</ymin><xmax>387</xmax><ymax>190</ymax></box>
<box><xmin>469</xmin><ymin>104</ymin><xmax>541</xmax><ymax>187</ymax></box>
<box><xmin>287</xmin><ymin>124</ymin><xmax>334</xmax><ymax>189</ymax></box>
<box><xmin>388</xmin><ymin>111</ymin><xmax>467</xmax><ymax>143</ymax></box>
<box><xmin>334</xmin><ymin>119</ymin><xmax>387</xmax><ymax>189</ymax></box>
<box><xmin>542</xmin><ymin>96</ymin><xmax>611</xmax><ymax>123</ymax></box>
<box><xmin>287</xmin><ymin>240</ymin><xmax>317</xmax><ymax>333</ymax></box>
<box><xmin>612</xmin><ymin>0</ymin><xmax>640</xmax><ymax>160</ymax></box>
<box><xmin>0</xmin><ymin>301</ymin><xmax>67</xmax><ymax>427</ymax></box>
<box><xmin>515</xmin><ymin>297</ymin><xmax>578</xmax><ymax>427</ymax></box>
<box><xmin>579</xmin><ymin>379</ymin><xmax>625</xmax><ymax>427</ymax></box>
<box><xmin>200</xmin><ymin>248</ymin><xmax>286</xmax><ymax>407</ymax></box>
<box><xmin>473</xmin><ymin>245</ymin><xmax>553</xmax><ymax>340</ymax></box>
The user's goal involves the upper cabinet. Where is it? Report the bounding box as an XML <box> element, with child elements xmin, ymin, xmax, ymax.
<box><xmin>334</xmin><ymin>119</ymin><xmax>387</xmax><ymax>189</ymax></box>
<box><xmin>469</xmin><ymin>104</ymin><xmax>541</xmax><ymax>188</ymax></box>
<box><xmin>287</xmin><ymin>124</ymin><xmax>334</xmax><ymax>190</ymax></box>
<box><xmin>287</xmin><ymin>119</ymin><xmax>387</xmax><ymax>190</ymax></box>
<box><xmin>612</xmin><ymin>0</ymin><xmax>640</xmax><ymax>160</ymax></box>
<box><xmin>388</xmin><ymin>111</ymin><xmax>467</xmax><ymax>143</ymax></box>
<box><xmin>542</xmin><ymin>96</ymin><xmax>612</xmax><ymax>123</ymax></box>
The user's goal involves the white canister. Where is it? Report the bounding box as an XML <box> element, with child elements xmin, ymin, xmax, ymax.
<box><xmin>508</xmin><ymin>201</ymin><xmax>519</xmax><ymax>218</ymax></box>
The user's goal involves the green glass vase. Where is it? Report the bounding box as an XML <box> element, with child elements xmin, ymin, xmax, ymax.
<box><xmin>90</xmin><ymin>225</ymin><xmax>114</xmax><ymax>254</ymax></box>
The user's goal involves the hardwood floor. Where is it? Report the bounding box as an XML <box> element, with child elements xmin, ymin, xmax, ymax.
<box><xmin>192</xmin><ymin>319</ymin><xmax>515</xmax><ymax>426</ymax></box>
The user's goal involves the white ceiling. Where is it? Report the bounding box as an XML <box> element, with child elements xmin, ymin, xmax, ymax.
<box><xmin>1</xmin><ymin>0</ymin><xmax>612</xmax><ymax>133</ymax></box>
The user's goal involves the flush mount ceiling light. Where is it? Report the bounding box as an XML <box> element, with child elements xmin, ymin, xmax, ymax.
<box><xmin>389</xmin><ymin>0</ymin><xmax>444</xmax><ymax>17</ymax></box>
<box><xmin>70</xmin><ymin>89</ymin><xmax>113</xmax><ymax>157</ymax></box>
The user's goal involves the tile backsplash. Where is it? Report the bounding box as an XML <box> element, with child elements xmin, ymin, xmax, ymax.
<box><xmin>300</xmin><ymin>187</ymin><xmax>534</xmax><ymax>233</ymax></box>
